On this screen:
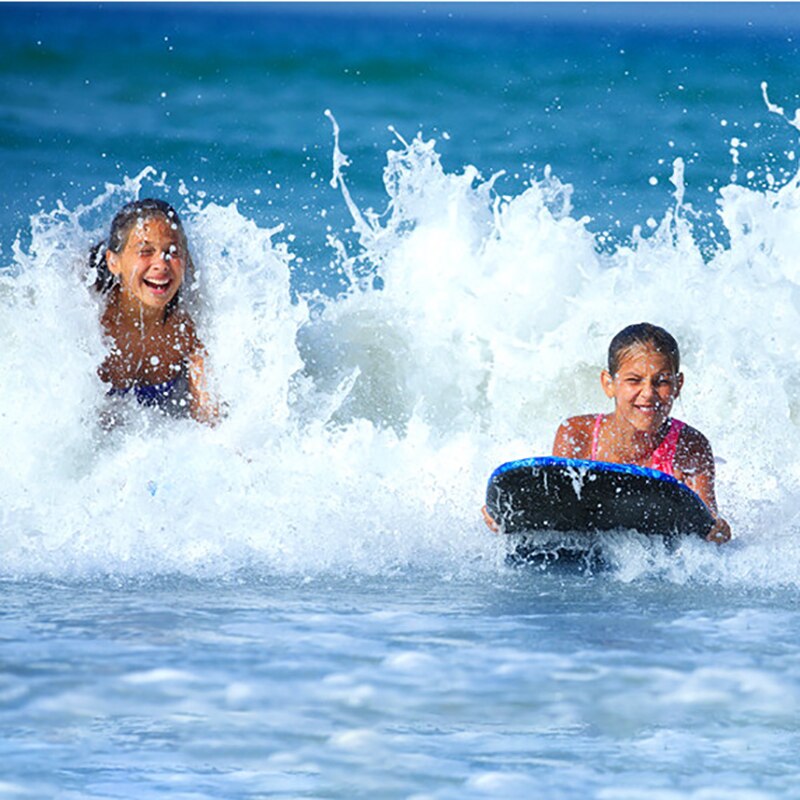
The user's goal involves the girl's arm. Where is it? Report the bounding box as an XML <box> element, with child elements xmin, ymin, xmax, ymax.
<box><xmin>481</xmin><ymin>504</ymin><xmax>499</xmax><ymax>532</ymax></box>
<box><xmin>176</xmin><ymin>314</ymin><xmax>220</xmax><ymax>426</ymax></box>
<box><xmin>187</xmin><ymin>345</ymin><xmax>220</xmax><ymax>425</ymax></box>
<box><xmin>679</xmin><ymin>428</ymin><xmax>731</xmax><ymax>543</ymax></box>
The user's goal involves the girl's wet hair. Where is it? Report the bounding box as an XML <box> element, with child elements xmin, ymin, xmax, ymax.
<box><xmin>608</xmin><ymin>322</ymin><xmax>680</xmax><ymax>375</ymax></box>
<box><xmin>90</xmin><ymin>198</ymin><xmax>192</xmax><ymax>318</ymax></box>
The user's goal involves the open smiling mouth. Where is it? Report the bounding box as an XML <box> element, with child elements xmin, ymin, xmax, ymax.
<box><xmin>143</xmin><ymin>276</ymin><xmax>172</xmax><ymax>294</ymax></box>
<box><xmin>634</xmin><ymin>405</ymin><xmax>663</xmax><ymax>417</ymax></box>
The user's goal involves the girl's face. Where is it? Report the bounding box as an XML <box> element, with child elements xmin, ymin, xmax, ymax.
<box><xmin>600</xmin><ymin>345</ymin><xmax>683</xmax><ymax>433</ymax></box>
<box><xmin>107</xmin><ymin>216</ymin><xmax>186</xmax><ymax>313</ymax></box>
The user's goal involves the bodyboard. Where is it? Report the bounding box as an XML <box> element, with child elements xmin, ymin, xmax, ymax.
<box><xmin>485</xmin><ymin>457</ymin><xmax>714</xmax><ymax>539</ymax></box>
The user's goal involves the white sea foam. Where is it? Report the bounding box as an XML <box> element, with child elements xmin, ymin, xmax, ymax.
<box><xmin>2</xmin><ymin>123</ymin><xmax>800</xmax><ymax>584</ymax></box>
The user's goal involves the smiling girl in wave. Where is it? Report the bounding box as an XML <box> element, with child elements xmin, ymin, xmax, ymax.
<box><xmin>552</xmin><ymin>322</ymin><xmax>730</xmax><ymax>543</ymax></box>
<box><xmin>91</xmin><ymin>199</ymin><xmax>218</xmax><ymax>425</ymax></box>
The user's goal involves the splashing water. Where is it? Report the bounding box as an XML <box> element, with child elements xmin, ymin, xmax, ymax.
<box><xmin>2</xmin><ymin>110</ymin><xmax>800</xmax><ymax>585</ymax></box>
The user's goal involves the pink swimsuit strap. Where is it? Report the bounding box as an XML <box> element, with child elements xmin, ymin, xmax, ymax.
<box><xmin>590</xmin><ymin>414</ymin><xmax>685</xmax><ymax>476</ymax></box>
<box><xmin>590</xmin><ymin>414</ymin><xmax>604</xmax><ymax>460</ymax></box>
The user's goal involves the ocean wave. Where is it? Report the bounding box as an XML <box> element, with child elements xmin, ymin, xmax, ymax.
<box><xmin>2</xmin><ymin>115</ymin><xmax>800</xmax><ymax>584</ymax></box>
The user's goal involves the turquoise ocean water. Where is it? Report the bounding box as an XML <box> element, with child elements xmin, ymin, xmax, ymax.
<box><xmin>2</xmin><ymin>4</ymin><xmax>800</xmax><ymax>797</ymax></box>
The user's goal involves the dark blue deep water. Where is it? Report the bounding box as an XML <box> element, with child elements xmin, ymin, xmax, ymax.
<box><xmin>4</xmin><ymin>3</ymin><xmax>800</xmax><ymax>272</ymax></box>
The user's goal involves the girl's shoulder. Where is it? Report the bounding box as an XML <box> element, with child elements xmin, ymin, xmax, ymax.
<box><xmin>675</xmin><ymin>421</ymin><xmax>711</xmax><ymax>450</ymax></box>
<box><xmin>558</xmin><ymin>414</ymin><xmax>601</xmax><ymax>434</ymax></box>
<box><xmin>169</xmin><ymin>307</ymin><xmax>196</xmax><ymax>330</ymax></box>
<box><xmin>675</xmin><ymin>421</ymin><xmax>714</xmax><ymax>473</ymax></box>
<box><xmin>167</xmin><ymin>308</ymin><xmax>200</xmax><ymax>344</ymax></box>
<box><xmin>552</xmin><ymin>414</ymin><xmax>599</xmax><ymax>458</ymax></box>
